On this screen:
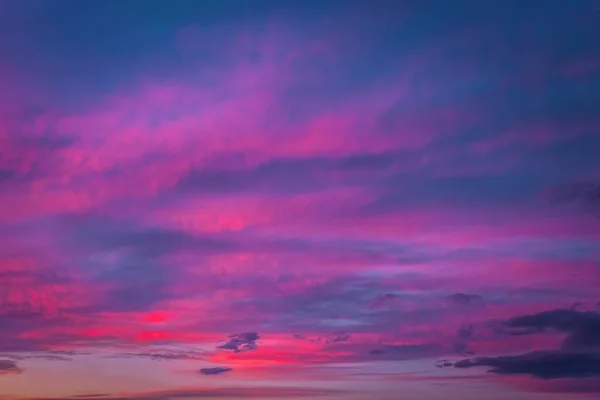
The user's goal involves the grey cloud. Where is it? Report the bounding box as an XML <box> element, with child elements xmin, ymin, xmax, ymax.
<box><xmin>293</xmin><ymin>333</ymin><xmax>351</xmax><ymax>344</ymax></box>
<box><xmin>436</xmin><ymin>359</ymin><xmax>453</xmax><ymax>368</ymax></box>
<box><xmin>501</xmin><ymin>308</ymin><xmax>600</xmax><ymax>351</ymax></box>
<box><xmin>453</xmin><ymin>308</ymin><xmax>600</xmax><ymax>384</ymax></box>
<box><xmin>454</xmin><ymin>350</ymin><xmax>600</xmax><ymax>380</ymax></box>
<box><xmin>199</xmin><ymin>367</ymin><xmax>232</xmax><ymax>375</ymax></box>
<box><xmin>217</xmin><ymin>332</ymin><xmax>260</xmax><ymax>353</ymax></box>
<box><xmin>319</xmin><ymin>333</ymin><xmax>350</xmax><ymax>344</ymax></box>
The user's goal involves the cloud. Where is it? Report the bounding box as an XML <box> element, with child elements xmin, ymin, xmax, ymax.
<box><xmin>319</xmin><ymin>333</ymin><xmax>351</xmax><ymax>344</ymax></box>
<box><xmin>435</xmin><ymin>359</ymin><xmax>453</xmax><ymax>368</ymax></box>
<box><xmin>106</xmin><ymin>350</ymin><xmax>205</xmax><ymax>361</ymax></box>
<box><xmin>454</xmin><ymin>350</ymin><xmax>600</xmax><ymax>379</ymax></box>
<box><xmin>217</xmin><ymin>332</ymin><xmax>260</xmax><ymax>353</ymax></box>
<box><xmin>24</xmin><ymin>386</ymin><xmax>351</xmax><ymax>400</ymax></box>
<box><xmin>292</xmin><ymin>332</ymin><xmax>351</xmax><ymax>345</ymax></box>
<box><xmin>0</xmin><ymin>359</ymin><xmax>21</xmax><ymax>374</ymax></box>
<box><xmin>453</xmin><ymin>308</ymin><xmax>600</xmax><ymax>389</ymax></box>
<box><xmin>1</xmin><ymin>0</ymin><xmax>600</xmax><ymax>397</ymax></box>
<box><xmin>198</xmin><ymin>367</ymin><xmax>232</xmax><ymax>375</ymax></box>
<box><xmin>501</xmin><ymin>308</ymin><xmax>600</xmax><ymax>351</ymax></box>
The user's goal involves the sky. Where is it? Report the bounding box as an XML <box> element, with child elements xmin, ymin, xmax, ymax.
<box><xmin>1</xmin><ymin>0</ymin><xmax>600</xmax><ymax>399</ymax></box>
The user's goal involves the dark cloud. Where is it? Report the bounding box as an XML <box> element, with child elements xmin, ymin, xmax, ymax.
<box><xmin>217</xmin><ymin>332</ymin><xmax>260</xmax><ymax>353</ymax></box>
<box><xmin>199</xmin><ymin>367</ymin><xmax>232</xmax><ymax>375</ymax></box>
<box><xmin>501</xmin><ymin>308</ymin><xmax>600</xmax><ymax>351</ymax></box>
<box><xmin>454</xmin><ymin>350</ymin><xmax>600</xmax><ymax>380</ymax></box>
<box><xmin>435</xmin><ymin>359</ymin><xmax>453</xmax><ymax>368</ymax></box>
<box><xmin>293</xmin><ymin>333</ymin><xmax>351</xmax><ymax>345</ymax></box>
<box><xmin>454</xmin><ymin>308</ymin><xmax>600</xmax><ymax>385</ymax></box>
<box><xmin>0</xmin><ymin>359</ymin><xmax>21</xmax><ymax>374</ymax></box>
<box><xmin>319</xmin><ymin>333</ymin><xmax>350</xmax><ymax>344</ymax></box>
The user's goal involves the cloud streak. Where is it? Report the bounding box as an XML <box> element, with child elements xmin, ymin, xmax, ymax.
<box><xmin>198</xmin><ymin>367</ymin><xmax>232</xmax><ymax>375</ymax></box>
<box><xmin>454</xmin><ymin>350</ymin><xmax>600</xmax><ymax>380</ymax></box>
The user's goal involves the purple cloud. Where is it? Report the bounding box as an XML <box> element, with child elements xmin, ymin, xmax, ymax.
<box><xmin>198</xmin><ymin>367</ymin><xmax>232</xmax><ymax>375</ymax></box>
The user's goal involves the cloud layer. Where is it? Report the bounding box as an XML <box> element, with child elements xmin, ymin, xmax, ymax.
<box><xmin>1</xmin><ymin>0</ymin><xmax>599</xmax><ymax>399</ymax></box>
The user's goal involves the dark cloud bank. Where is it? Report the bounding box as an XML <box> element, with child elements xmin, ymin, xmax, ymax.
<box><xmin>451</xmin><ymin>308</ymin><xmax>600</xmax><ymax>382</ymax></box>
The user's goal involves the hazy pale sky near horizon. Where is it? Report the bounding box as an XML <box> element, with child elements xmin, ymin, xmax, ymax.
<box><xmin>1</xmin><ymin>1</ymin><xmax>600</xmax><ymax>399</ymax></box>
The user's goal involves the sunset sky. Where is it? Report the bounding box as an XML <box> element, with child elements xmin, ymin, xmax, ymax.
<box><xmin>1</xmin><ymin>1</ymin><xmax>600</xmax><ymax>399</ymax></box>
